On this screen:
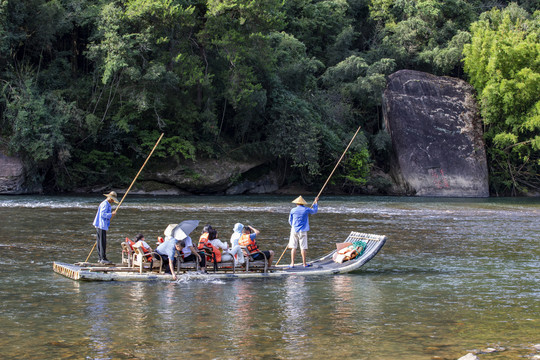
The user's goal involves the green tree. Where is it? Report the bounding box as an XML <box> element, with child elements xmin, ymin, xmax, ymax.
<box><xmin>86</xmin><ymin>0</ymin><xmax>205</xmax><ymax>159</ymax></box>
<box><xmin>283</xmin><ymin>0</ymin><xmax>352</xmax><ymax>66</ymax></box>
<box><xmin>201</xmin><ymin>0</ymin><xmax>285</xmax><ymax>144</ymax></box>
<box><xmin>369</xmin><ymin>0</ymin><xmax>477</xmax><ymax>75</ymax></box>
<box><xmin>0</xmin><ymin>0</ymin><xmax>91</xmax><ymax>189</ymax></box>
<box><xmin>1</xmin><ymin>77</ymin><xmax>79</xmax><ymax>188</ymax></box>
<box><xmin>463</xmin><ymin>3</ymin><xmax>540</xmax><ymax>195</ymax></box>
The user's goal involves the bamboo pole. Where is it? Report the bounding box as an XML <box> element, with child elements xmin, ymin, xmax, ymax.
<box><xmin>84</xmin><ymin>133</ymin><xmax>165</xmax><ymax>263</ymax></box>
<box><xmin>275</xmin><ymin>126</ymin><xmax>362</xmax><ymax>266</ymax></box>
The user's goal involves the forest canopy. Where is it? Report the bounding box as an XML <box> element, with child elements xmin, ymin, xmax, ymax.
<box><xmin>0</xmin><ymin>0</ymin><xmax>538</xmax><ymax>195</ymax></box>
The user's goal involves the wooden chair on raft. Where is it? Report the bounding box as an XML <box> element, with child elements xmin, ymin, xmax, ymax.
<box><xmin>174</xmin><ymin>253</ymin><xmax>201</xmax><ymax>273</ymax></box>
<box><xmin>199</xmin><ymin>246</ymin><xmax>237</xmax><ymax>274</ymax></box>
<box><xmin>132</xmin><ymin>243</ymin><xmax>163</xmax><ymax>274</ymax></box>
<box><xmin>121</xmin><ymin>242</ymin><xmax>134</xmax><ymax>267</ymax></box>
<box><xmin>240</xmin><ymin>246</ymin><xmax>268</xmax><ymax>273</ymax></box>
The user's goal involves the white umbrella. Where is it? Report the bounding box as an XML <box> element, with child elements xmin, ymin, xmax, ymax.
<box><xmin>172</xmin><ymin>220</ymin><xmax>200</xmax><ymax>240</ymax></box>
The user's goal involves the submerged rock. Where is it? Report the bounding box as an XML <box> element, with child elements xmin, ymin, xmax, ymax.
<box><xmin>383</xmin><ymin>70</ymin><xmax>489</xmax><ymax>197</ymax></box>
<box><xmin>458</xmin><ymin>353</ymin><xmax>479</xmax><ymax>360</ymax></box>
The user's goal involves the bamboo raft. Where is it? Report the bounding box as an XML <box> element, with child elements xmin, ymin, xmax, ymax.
<box><xmin>53</xmin><ymin>231</ymin><xmax>386</xmax><ymax>281</ymax></box>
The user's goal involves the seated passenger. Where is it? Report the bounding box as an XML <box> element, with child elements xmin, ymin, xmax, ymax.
<box><xmin>181</xmin><ymin>232</ymin><xmax>207</xmax><ymax>273</ymax></box>
<box><xmin>230</xmin><ymin>223</ymin><xmax>243</xmax><ymax>248</ymax></box>
<box><xmin>198</xmin><ymin>226</ymin><xmax>222</xmax><ymax>263</ymax></box>
<box><xmin>208</xmin><ymin>228</ymin><xmax>245</xmax><ymax>266</ymax></box>
<box><xmin>238</xmin><ymin>225</ymin><xmax>274</xmax><ymax>268</ymax></box>
<box><xmin>134</xmin><ymin>233</ymin><xmax>153</xmax><ymax>261</ymax></box>
<box><xmin>198</xmin><ymin>224</ymin><xmax>214</xmax><ymax>249</ymax></box>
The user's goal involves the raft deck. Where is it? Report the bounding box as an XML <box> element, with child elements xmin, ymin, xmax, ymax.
<box><xmin>53</xmin><ymin>231</ymin><xmax>386</xmax><ymax>281</ymax></box>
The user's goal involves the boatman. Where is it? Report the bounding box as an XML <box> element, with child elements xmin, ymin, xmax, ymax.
<box><xmin>92</xmin><ymin>191</ymin><xmax>118</xmax><ymax>264</ymax></box>
<box><xmin>288</xmin><ymin>195</ymin><xmax>318</xmax><ymax>268</ymax></box>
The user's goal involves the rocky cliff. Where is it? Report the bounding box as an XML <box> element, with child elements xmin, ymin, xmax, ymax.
<box><xmin>140</xmin><ymin>157</ymin><xmax>279</xmax><ymax>195</ymax></box>
<box><xmin>0</xmin><ymin>153</ymin><xmax>42</xmax><ymax>194</ymax></box>
<box><xmin>383</xmin><ymin>70</ymin><xmax>489</xmax><ymax>197</ymax></box>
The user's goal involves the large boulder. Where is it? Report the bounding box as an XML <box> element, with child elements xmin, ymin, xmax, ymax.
<box><xmin>383</xmin><ymin>70</ymin><xmax>489</xmax><ymax>197</ymax></box>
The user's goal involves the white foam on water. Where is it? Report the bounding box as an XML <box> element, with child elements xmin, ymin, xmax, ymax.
<box><xmin>175</xmin><ymin>273</ymin><xmax>226</xmax><ymax>284</ymax></box>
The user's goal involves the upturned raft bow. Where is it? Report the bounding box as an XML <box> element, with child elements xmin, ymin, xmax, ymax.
<box><xmin>84</xmin><ymin>133</ymin><xmax>165</xmax><ymax>263</ymax></box>
<box><xmin>275</xmin><ymin>125</ymin><xmax>362</xmax><ymax>266</ymax></box>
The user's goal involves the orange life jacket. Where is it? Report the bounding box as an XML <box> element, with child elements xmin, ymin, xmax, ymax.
<box><xmin>198</xmin><ymin>233</ymin><xmax>221</xmax><ymax>262</ymax></box>
<box><xmin>239</xmin><ymin>233</ymin><xmax>259</xmax><ymax>254</ymax></box>
<box><xmin>198</xmin><ymin>232</ymin><xmax>209</xmax><ymax>246</ymax></box>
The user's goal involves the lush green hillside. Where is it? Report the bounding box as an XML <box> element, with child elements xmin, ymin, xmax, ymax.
<box><xmin>0</xmin><ymin>0</ymin><xmax>538</xmax><ymax>195</ymax></box>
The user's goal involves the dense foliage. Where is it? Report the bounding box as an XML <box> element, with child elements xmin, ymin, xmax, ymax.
<box><xmin>463</xmin><ymin>3</ymin><xmax>540</xmax><ymax>195</ymax></box>
<box><xmin>0</xmin><ymin>0</ymin><xmax>538</xmax><ymax>195</ymax></box>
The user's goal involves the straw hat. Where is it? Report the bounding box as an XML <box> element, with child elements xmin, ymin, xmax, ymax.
<box><xmin>292</xmin><ymin>195</ymin><xmax>307</xmax><ymax>205</ymax></box>
<box><xmin>103</xmin><ymin>191</ymin><xmax>119</xmax><ymax>203</ymax></box>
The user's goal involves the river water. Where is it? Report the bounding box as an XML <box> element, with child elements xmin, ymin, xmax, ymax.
<box><xmin>0</xmin><ymin>195</ymin><xmax>538</xmax><ymax>359</ymax></box>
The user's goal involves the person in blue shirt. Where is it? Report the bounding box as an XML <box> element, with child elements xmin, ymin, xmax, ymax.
<box><xmin>288</xmin><ymin>195</ymin><xmax>318</xmax><ymax>268</ymax></box>
<box><xmin>157</xmin><ymin>233</ymin><xmax>206</xmax><ymax>279</ymax></box>
<box><xmin>156</xmin><ymin>237</ymin><xmax>184</xmax><ymax>280</ymax></box>
<box><xmin>92</xmin><ymin>191</ymin><xmax>118</xmax><ymax>264</ymax></box>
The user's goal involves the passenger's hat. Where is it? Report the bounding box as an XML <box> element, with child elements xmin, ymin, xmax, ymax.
<box><xmin>292</xmin><ymin>196</ymin><xmax>307</xmax><ymax>205</ymax></box>
<box><xmin>103</xmin><ymin>191</ymin><xmax>119</xmax><ymax>203</ymax></box>
<box><xmin>164</xmin><ymin>224</ymin><xmax>178</xmax><ymax>237</ymax></box>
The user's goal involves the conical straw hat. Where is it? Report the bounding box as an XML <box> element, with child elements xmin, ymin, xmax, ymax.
<box><xmin>103</xmin><ymin>191</ymin><xmax>119</xmax><ymax>203</ymax></box>
<box><xmin>292</xmin><ymin>196</ymin><xmax>307</xmax><ymax>205</ymax></box>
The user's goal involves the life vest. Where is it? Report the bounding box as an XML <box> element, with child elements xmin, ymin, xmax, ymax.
<box><xmin>198</xmin><ymin>232</ymin><xmax>209</xmax><ymax>247</ymax></box>
<box><xmin>239</xmin><ymin>233</ymin><xmax>259</xmax><ymax>254</ymax></box>
<box><xmin>198</xmin><ymin>233</ymin><xmax>221</xmax><ymax>262</ymax></box>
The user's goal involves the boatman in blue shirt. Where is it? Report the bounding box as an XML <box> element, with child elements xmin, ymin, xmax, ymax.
<box><xmin>288</xmin><ymin>195</ymin><xmax>318</xmax><ymax>268</ymax></box>
<box><xmin>92</xmin><ymin>191</ymin><xmax>118</xmax><ymax>264</ymax></box>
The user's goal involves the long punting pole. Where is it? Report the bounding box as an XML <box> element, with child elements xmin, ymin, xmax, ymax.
<box><xmin>84</xmin><ymin>133</ymin><xmax>165</xmax><ymax>263</ymax></box>
<box><xmin>275</xmin><ymin>125</ymin><xmax>362</xmax><ymax>266</ymax></box>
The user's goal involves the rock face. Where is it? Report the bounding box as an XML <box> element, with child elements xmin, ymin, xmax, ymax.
<box><xmin>0</xmin><ymin>153</ymin><xmax>30</xmax><ymax>194</ymax></box>
<box><xmin>226</xmin><ymin>172</ymin><xmax>279</xmax><ymax>195</ymax></box>
<box><xmin>145</xmin><ymin>157</ymin><xmax>275</xmax><ymax>194</ymax></box>
<box><xmin>383</xmin><ymin>70</ymin><xmax>489</xmax><ymax>197</ymax></box>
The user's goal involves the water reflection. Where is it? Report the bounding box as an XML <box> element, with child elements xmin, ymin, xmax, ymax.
<box><xmin>128</xmin><ymin>282</ymin><xmax>149</xmax><ymax>330</ymax></box>
<box><xmin>85</xmin><ymin>287</ymin><xmax>113</xmax><ymax>358</ymax></box>
<box><xmin>282</xmin><ymin>276</ymin><xmax>308</xmax><ymax>330</ymax></box>
<box><xmin>230</xmin><ymin>280</ymin><xmax>258</xmax><ymax>349</ymax></box>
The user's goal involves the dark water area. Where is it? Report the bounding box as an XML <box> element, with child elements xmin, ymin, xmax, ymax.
<box><xmin>0</xmin><ymin>195</ymin><xmax>538</xmax><ymax>359</ymax></box>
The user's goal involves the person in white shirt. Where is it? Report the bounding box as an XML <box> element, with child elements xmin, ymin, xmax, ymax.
<box><xmin>208</xmin><ymin>228</ymin><xmax>244</xmax><ymax>266</ymax></box>
<box><xmin>134</xmin><ymin>233</ymin><xmax>152</xmax><ymax>252</ymax></box>
<box><xmin>180</xmin><ymin>235</ymin><xmax>207</xmax><ymax>273</ymax></box>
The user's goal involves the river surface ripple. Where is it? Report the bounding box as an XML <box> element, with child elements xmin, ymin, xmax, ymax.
<box><xmin>0</xmin><ymin>195</ymin><xmax>538</xmax><ymax>359</ymax></box>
